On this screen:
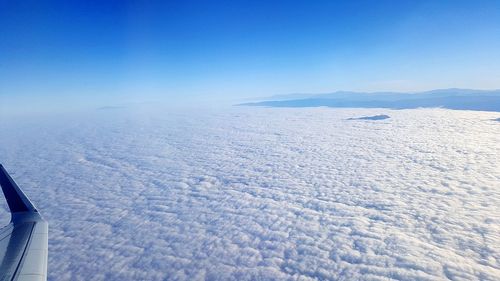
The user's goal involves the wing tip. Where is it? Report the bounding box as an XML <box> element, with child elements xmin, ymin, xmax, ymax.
<box><xmin>0</xmin><ymin>165</ymin><xmax>37</xmax><ymax>214</ymax></box>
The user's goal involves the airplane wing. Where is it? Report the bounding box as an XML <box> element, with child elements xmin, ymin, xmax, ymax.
<box><xmin>0</xmin><ymin>165</ymin><xmax>48</xmax><ymax>281</ymax></box>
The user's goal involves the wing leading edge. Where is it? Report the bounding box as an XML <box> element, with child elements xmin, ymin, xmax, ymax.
<box><xmin>0</xmin><ymin>165</ymin><xmax>48</xmax><ymax>281</ymax></box>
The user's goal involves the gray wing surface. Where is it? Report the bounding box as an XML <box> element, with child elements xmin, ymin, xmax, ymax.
<box><xmin>0</xmin><ymin>165</ymin><xmax>48</xmax><ymax>281</ymax></box>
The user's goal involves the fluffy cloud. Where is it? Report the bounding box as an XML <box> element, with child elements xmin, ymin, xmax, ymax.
<box><xmin>0</xmin><ymin>107</ymin><xmax>499</xmax><ymax>280</ymax></box>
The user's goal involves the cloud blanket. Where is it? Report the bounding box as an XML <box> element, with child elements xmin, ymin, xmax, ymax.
<box><xmin>0</xmin><ymin>107</ymin><xmax>498</xmax><ymax>280</ymax></box>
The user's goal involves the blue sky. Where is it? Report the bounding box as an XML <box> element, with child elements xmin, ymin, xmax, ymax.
<box><xmin>1</xmin><ymin>0</ymin><xmax>500</xmax><ymax>111</ymax></box>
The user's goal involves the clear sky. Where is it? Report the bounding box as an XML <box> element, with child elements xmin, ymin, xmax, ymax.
<box><xmin>1</xmin><ymin>0</ymin><xmax>500</xmax><ymax>112</ymax></box>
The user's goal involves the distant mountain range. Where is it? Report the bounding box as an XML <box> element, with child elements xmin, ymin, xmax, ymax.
<box><xmin>239</xmin><ymin>88</ymin><xmax>500</xmax><ymax>112</ymax></box>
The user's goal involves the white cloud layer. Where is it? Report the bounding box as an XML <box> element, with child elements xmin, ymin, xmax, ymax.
<box><xmin>0</xmin><ymin>107</ymin><xmax>499</xmax><ymax>280</ymax></box>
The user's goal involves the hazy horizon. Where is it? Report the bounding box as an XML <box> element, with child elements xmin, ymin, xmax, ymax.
<box><xmin>2</xmin><ymin>1</ymin><xmax>500</xmax><ymax>113</ymax></box>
